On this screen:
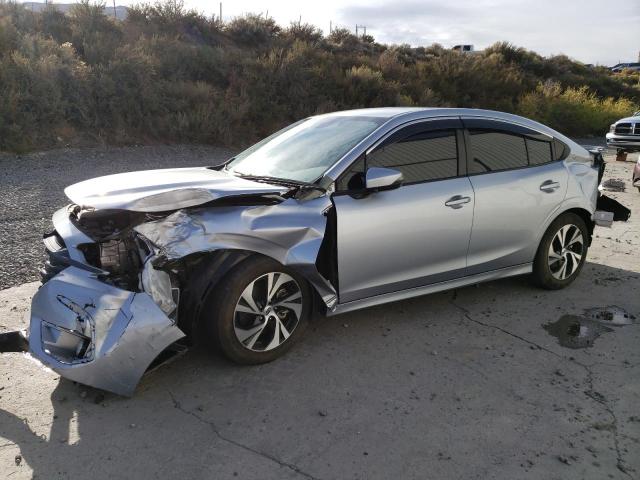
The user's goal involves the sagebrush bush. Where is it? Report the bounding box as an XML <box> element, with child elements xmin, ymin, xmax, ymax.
<box><xmin>0</xmin><ymin>0</ymin><xmax>637</xmax><ymax>152</ymax></box>
<box><xmin>517</xmin><ymin>82</ymin><xmax>638</xmax><ymax>136</ymax></box>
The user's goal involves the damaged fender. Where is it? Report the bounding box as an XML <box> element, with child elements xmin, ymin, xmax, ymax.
<box><xmin>135</xmin><ymin>196</ymin><xmax>338</xmax><ymax>308</ymax></box>
<box><xmin>29</xmin><ymin>266</ymin><xmax>185</xmax><ymax>396</ymax></box>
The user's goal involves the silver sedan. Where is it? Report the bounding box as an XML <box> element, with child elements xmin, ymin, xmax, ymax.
<box><xmin>27</xmin><ymin>108</ymin><xmax>619</xmax><ymax>395</ymax></box>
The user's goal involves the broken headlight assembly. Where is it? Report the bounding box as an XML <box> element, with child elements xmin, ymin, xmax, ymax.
<box><xmin>41</xmin><ymin>322</ymin><xmax>92</xmax><ymax>364</ymax></box>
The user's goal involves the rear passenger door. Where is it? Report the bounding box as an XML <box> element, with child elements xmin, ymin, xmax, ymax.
<box><xmin>462</xmin><ymin>118</ymin><xmax>568</xmax><ymax>274</ymax></box>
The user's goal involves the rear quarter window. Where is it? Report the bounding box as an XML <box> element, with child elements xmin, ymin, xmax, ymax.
<box><xmin>553</xmin><ymin>139</ymin><xmax>570</xmax><ymax>161</ymax></box>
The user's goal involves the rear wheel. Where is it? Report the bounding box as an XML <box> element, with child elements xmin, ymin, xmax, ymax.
<box><xmin>201</xmin><ymin>256</ymin><xmax>311</xmax><ymax>364</ymax></box>
<box><xmin>532</xmin><ymin>213</ymin><xmax>588</xmax><ymax>289</ymax></box>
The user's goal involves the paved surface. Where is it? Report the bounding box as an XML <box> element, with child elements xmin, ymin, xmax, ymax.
<box><xmin>0</xmin><ymin>154</ymin><xmax>639</xmax><ymax>480</ymax></box>
<box><xmin>0</xmin><ymin>145</ymin><xmax>233</xmax><ymax>289</ymax></box>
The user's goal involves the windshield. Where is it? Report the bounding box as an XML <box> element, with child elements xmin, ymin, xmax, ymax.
<box><xmin>226</xmin><ymin>115</ymin><xmax>386</xmax><ymax>183</ymax></box>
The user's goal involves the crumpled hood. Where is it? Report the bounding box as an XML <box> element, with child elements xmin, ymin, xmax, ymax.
<box><xmin>64</xmin><ymin>167</ymin><xmax>288</xmax><ymax>212</ymax></box>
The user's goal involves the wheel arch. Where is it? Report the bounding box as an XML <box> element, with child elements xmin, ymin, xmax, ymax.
<box><xmin>559</xmin><ymin>207</ymin><xmax>595</xmax><ymax>245</ymax></box>
<box><xmin>532</xmin><ymin>206</ymin><xmax>594</xmax><ymax>265</ymax></box>
<box><xmin>176</xmin><ymin>249</ymin><xmax>327</xmax><ymax>339</ymax></box>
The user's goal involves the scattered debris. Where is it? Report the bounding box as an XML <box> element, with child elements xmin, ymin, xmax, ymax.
<box><xmin>0</xmin><ymin>330</ymin><xmax>29</xmax><ymax>353</ymax></box>
<box><xmin>601</xmin><ymin>179</ymin><xmax>626</xmax><ymax>192</ymax></box>
<box><xmin>584</xmin><ymin>306</ymin><xmax>636</xmax><ymax>326</ymax></box>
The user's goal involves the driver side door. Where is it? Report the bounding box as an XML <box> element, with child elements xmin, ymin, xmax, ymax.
<box><xmin>332</xmin><ymin>119</ymin><xmax>475</xmax><ymax>303</ymax></box>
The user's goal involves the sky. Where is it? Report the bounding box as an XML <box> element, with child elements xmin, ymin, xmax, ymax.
<box><xmin>23</xmin><ymin>0</ymin><xmax>640</xmax><ymax>66</ymax></box>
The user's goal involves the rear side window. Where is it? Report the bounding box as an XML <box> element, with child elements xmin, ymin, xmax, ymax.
<box><xmin>468</xmin><ymin>130</ymin><xmax>528</xmax><ymax>173</ymax></box>
<box><xmin>526</xmin><ymin>138</ymin><xmax>553</xmax><ymax>166</ymax></box>
<box><xmin>367</xmin><ymin>129</ymin><xmax>458</xmax><ymax>183</ymax></box>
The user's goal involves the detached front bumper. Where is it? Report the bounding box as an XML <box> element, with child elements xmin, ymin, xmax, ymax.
<box><xmin>29</xmin><ymin>266</ymin><xmax>185</xmax><ymax>396</ymax></box>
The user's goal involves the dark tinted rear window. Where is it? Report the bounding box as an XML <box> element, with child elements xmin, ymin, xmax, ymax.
<box><xmin>526</xmin><ymin>138</ymin><xmax>553</xmax><ymax>166</ymax></box>
<box><xmin>468</xmin><ymin>130</ymin><xmax>528</xmax><ymax>173</ymax></box>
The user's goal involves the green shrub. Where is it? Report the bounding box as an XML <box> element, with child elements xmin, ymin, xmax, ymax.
<box><xmin>225</xmin><ymin>14</ymin><xmax>279</xmax><ymax>48</ymax></box>
<box><xmin>517</xmin><ymin>82</ymin><xmax>638</xmax><ymax>136</ymax></box>
<box><xmin>0</xmin><ymin>34</ymin><xmax>89</xmax><ymax>151</ymax></box>
<box><xmin>0</xmin><ymin>0</ymin><xmax>638</xmax><ymax>152</ymax></box>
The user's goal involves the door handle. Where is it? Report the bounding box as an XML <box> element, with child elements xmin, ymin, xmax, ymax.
<box><xmin>539</xmin><ymin>180</ymin><xmax>561</xmax><ymax>193</ymax></box>
<box><xmin>445</xmin><ymin>195</ymin><xmax>471</xmax><ymax>209</ymax></box>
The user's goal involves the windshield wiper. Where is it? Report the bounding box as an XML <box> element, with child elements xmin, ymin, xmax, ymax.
<box><xmin>234</xmin><ymin>173</ymin><xmax>326</xmax><ymax>192</ymax></box>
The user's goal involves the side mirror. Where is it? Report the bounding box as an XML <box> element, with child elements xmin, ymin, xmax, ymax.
<box><xmin>365</xmin><ymin>167</ymin><xmax>403</xmax><ymax>191</ymax></box>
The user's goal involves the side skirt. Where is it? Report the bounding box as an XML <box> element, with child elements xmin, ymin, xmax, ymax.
<box><xmin>328</xmin><ymin>263</ymin><xmax>532</xmax><ymax>316</ymax></box>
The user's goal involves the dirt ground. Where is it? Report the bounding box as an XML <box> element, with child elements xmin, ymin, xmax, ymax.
<box><xmin>0</xmin><ymin>153</ymin><xmax>639</xmax><ymax>480</ymax></box>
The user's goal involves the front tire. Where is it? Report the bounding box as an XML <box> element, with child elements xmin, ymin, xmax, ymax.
<box><xmin>532</xmin><ymin>213</ymin><xmax>588</xmax><ymax>290</ymax></box>
<box><xmin>201</xmin><ymin>256</ymin><xmax>311</xmax><ymax>364</ymax></box>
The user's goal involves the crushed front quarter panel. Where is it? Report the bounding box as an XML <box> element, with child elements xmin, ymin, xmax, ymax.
<box><xmin>29</xmin><ymin>266</ymin><xmax>185</xmax><ymax>396</ymax></box>
<box><xmin>134</xmin><ymin>196</ymin><xmax>338</xmax><ymax>308</ymax></box>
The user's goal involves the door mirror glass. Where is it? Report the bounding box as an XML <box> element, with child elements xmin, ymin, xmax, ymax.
<box><xmin>365</xmin><ymin>167</ymin><xmax>403</xmax><ymax>190</ymax></box>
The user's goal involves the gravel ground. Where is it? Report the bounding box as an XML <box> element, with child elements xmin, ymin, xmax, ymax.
<box><xmin>0</xmin><ymin>156</ymin><xmax>638</xmax><ymax>479</ymax></box>
<box><xmin>0</xmin><ymin>145</ymin><xmax>233</xmax><ymax>289</ymax></box>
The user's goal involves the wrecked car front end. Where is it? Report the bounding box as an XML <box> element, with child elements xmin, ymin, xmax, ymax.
<box><xmin>30</xmin><ymin>205</ymin><xmax>185</xmax><ymax>396</ymax></box>
<box><xmin>23</xmin><ymin>166</ymin><xmax>337</xmax><ymax>396</ymax></box>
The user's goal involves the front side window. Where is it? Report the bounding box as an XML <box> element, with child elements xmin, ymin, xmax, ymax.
<box><xmin>367</xmin><ymin>129</ymin><xmax>459</xmax><ymax>183</ymax></box>
<box><xmin>336</xmin><ymin>156</ymin><xmax>366</xmax><ymax>191</ymax></box>
<box><xmin>468</xmin><ymin>130</ymin><xmax>528</xmax><ymax>174</ymax></box>
<box><xmin>226</xmin><ymin>115</ymin><xmax>386</xmax><ymax>183</ymax></box>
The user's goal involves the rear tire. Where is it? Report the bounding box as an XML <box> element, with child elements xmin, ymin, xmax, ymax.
<box><xmin>532</xmin><ymin>213</ymin><xmax>588</xmax><ymax>290</ymax></box>
<box><xmin>200</xmin><ymin>256</ymin><xmax>311</xmax><ymax>364</ymax></box>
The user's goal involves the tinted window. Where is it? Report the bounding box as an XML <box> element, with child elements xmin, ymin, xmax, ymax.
<box><xmin>553</xmin><ymin>139</ymin><xmax>570</xmax><ymax>161</ymax></box>
<box><xmin>468</xmin><ymin>130</ymin><xmax>528</xmax><ymax>173</ymax></box>
<box><xmin>526</xmin><ymin>138</ymin><xmax>553</xmax><ymax>166</ymax></box>
<box><xmin>367</xmin><ymin>129</ymin><xmax>458</xmax><ymax>183</ymax></box>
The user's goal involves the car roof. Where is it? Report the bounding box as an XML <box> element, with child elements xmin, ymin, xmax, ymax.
<box><xmin>320</xmin><ymin>107</ymin><xmax>542</xmax><ymax>124</ymax></box>
<box><xmin>319</xmin><ymin>107</ymin><xmax>432</xmax><ymax>118</ymax></box>
<box><xmin>318</xmin><ymin>107</ymin><xmax>566</xmax><ymax>138</ymax></box>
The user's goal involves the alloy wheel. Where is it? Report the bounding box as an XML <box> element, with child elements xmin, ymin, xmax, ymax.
<box><xmin>547</xmin><ymin>224</ymin><xmax>584</xmax><ymax>280</ymax></box>
<box><xmin>233</xmin><ymin>272</ymin><xmax>303</xmax><ymax>352</ymax></box>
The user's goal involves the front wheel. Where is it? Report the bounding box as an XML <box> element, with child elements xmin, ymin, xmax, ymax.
<box><xmin>201</xmin><ymin>256</ymin><xmax>311</xmax><ymax>364</ymax></box>
<box><xmin>532</xmin><ymin>213</ymin><xmax>588</xmax><ymax>290</ymax></box>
